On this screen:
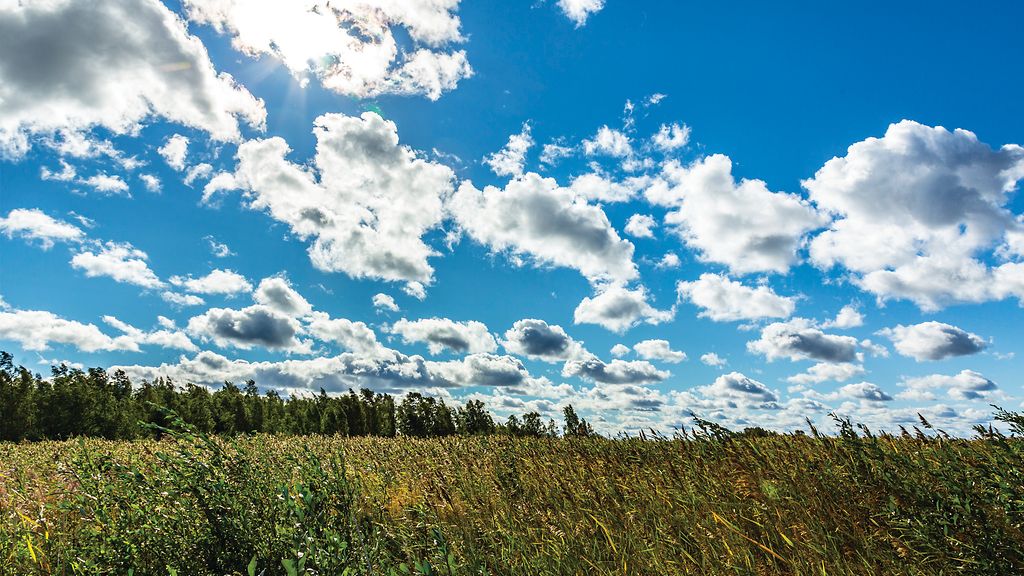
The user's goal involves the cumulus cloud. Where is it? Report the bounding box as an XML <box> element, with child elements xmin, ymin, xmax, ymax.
<box><xmin>0</xmin><ymin>208</ymin><xmax>84</xmax><ymax>249</ymax></box>
<box><xmin>390</xmin><ymin>317</ymin><xmax>497</xmax><ymax>355</ymax></box>
<box><xmin>822</xmin><ymin>304</ymin><xmax>864</xmax><ymax>329</ymax></box>
<box><xmin>183</xmin><ymin>0</ymin><xmax>471</xmax><ymax>100</ymax></box>
<box><xmin>103</xmin><ymin>315</ymin><xmax>197</xmax><ymax>352</ymax></box>
<box><xmin>373</xmin><ymin>293</ymin><xmax>400</xmax><ymax>312</ymax></box>
<box><xmin>748</xmin><ymin>318</ymin><xmax>860</xmax><ymax>363</ymax></box>
<box><xmin>557</xmin><ymin>0</ymin><xmax>605</xmax><ymax>27</ymax></box>
<box><xmin>82</xmin><ymin>174</ymin><xmax>130</xmax><ymax>196</ymax></box>
<box><xmin>253</xmin><ymin>277</ymin><xmax>312</xmax><ymax>317</ymax></box>
<box><xmin>170</xmin><ymin>269</ymin><xmax>252</xmax><ymax>296</ymax></box>
<box><xmin>633</xmin><ymin>339</ymin><xmax>686</xmax><ymax>363</ymax></box>
<box><xmin>832</xmin><ymin>382</ymin><xmax>893</xmax><ymax>402</ymax></box>
<box><xmin>697</xmin><ymin>372</ymin><xmax>779</xmax><ymax>405</ymax></box>
<box><xmin>158</xmin><ymin>134</ymin><xmax>189</xmax><ymax>171</ymax></box>
<box><xmin>187</xmin><ymin>304</ymin><xmax>308</xmax><ymax>352</ymax></box>
<box><xmin>624</xmin><ymin>214</ymin><xmax>656</xmax><ymax>238</ymax></box>
<box><xmin>501</xmin><ymin>319</ymin><xmax>582</xmax><ymax>362</ymax></box>
<box><xmin>786</xmin><ymin>362</ymin><xmax>865</xmax><ymax>385</ymax></box>
<box><xmin>610</xmin><ymin>343</ymin><xmax>631</xmax><ymax>357</ymax></box>
<box><xmin>652</xmin><ymin>123</ymin><xmax>690</xmax><ymax>152</ymax></box>
<box><xmin>804</xmin><ymin>120</ymin><xmax>1024</xmax><ymax>310</ymax></box>
<box><xmin>568</xmin><ymin>173</ymin><xmax>648</xmax><ymax>203</ymax></box>
<box><xmin>583</xmin><ymin>126</ymin><xmax>632</xmax><ymax>158</ymax></box>
<box><xmin>450</xmin><ymin>173</ymin><xmax>638</xmax><ymax>284</ymax></box>
<box><xmin>0</xmin><ymin>307</ymin><xmax>137</xmax><ymax>353</ymax></box>
<box><xmin>484</xmin><ymin>122</ymin><xmax>533</xmax><ymax>178</ymax></box>
<box><xmin>879</xmin><ymin>321</ymin><xmax>987</xmax><ymax>361</ymax></box>
<box><xmin>428</xmin><ymin>353</ymin><xmax>536</xmax><ymax>388</ymax></box>
<box><xmin>225</xmin><ymin>112</ymin><xmax>454</xmax><ymax>284</ymax></box>
<box><xmin>0</xmin><ymin>0</ymin><xmax>265</xmax><ymax>157</ymax></box>
<box><xmin>700</xmin><ymin>352</ymin><xmax>727</xmax><ymax>367</ymax></box>
<box><xmin>562</xmin><ymin>354</ymin><xmax>669</xmax><ymax>385</ymax></box>
<box><xmin>71</xmin><ymin>242</ymin><xmax>164</xmax><ymax>289</ymax></box>
<box><xmin>646</xmin><ymin>154</ymin><xmax>827</xmax><ymax>274</ymax></box>
<box><xmin>573</xmin><ymin>285</ymin><xmax>674</xmax><ymax>333</ymax></box>
<box><xmin>161</xmin><ymin>291</ymin><xmax>205</xmax><ymax>307</ymax></box>
<box><xmin>900</xmin><ymin>370</ymin><xmax>998</xmax><ymax>401</ymax></box>
<box><xmin>676</xmin><ymin>273</ymin><xmax>795</xmax><ymax>322</ymax></box>
<box><xmin>305</xmin><ymin>313</ymin><xmax>385</xmax><ymax>356</ymax></box>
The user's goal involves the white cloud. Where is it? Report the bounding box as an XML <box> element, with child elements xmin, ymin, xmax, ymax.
<box><xmin>0</xmin><ymin>208</ymin><xmax>84</xmax><ymax>249</ymax></box>
<box><xmin>676</xmin><ymin>273</ymin><xmax>795</xmax><ymax>322</ymax></box>
<box><xmin>786</xmin><ymin>362</ymin><xmax>865</xmax><ymax>385</ymax></box>
<box><xmin>655</xmin><ymin>253</ymin><xmax>681</xmax><ymax>269</ymax></box>
<box><xmin>879</xmin><ymin>321</ymin><xmax>987</xmax><ymax>361</ymax></box>
<box><xmin>822</xmin><ymin>304</ymin><xmax>863</xmax><ymax>329</ymax></box>
<box><xmin>403</xmin><ymin>281</ymin><xmax>428</xmax><ymax>301</ymax></box>
<box><xmin>573</xmin><ymin>285</ymin><xmax>674</xmax><ymax>333</ymax></box>
<box><xmin>700</xmin><ymin>352</ymin><xmax>727</xmax><ymax>367</ymax></box>
<box><xmin>373</xmin><ymin>293</ymin><xmax>400</xmax><ymax>312</ymax></box>
<box><xmin>158</xmin><ymin>134</ymin><xmax>189</xmax><ymax>171</ymax></box>
<box><xmin>82</xmin><ymin>174</ymin><xmax>130</xmax><ymax>196</ymax></box>
<box><xmin>804</xmin><ymin>120</ymin><xmax>1024</xmax><ymax>310</ymax></box>
<box><xmin>306</xmin><ymin>313</ymin><xmax>385</xmax><ymax>357</ymax></box>
<box><xmin>161</xmin><ymin>291</ymin><xmax>205</xmax><ymax>307</ymax></box>
<box><xmin>646</xmin><ymin>154</ymin><xmax>827</xmax><ymax>274</ymax></box>
<box><xmin>171</xmin><ymin>269</ymin><xmax>252</xmax><ymax>296</ymax></box>
<box><xmin>652</xmin><ymin>123</ymin><xmax>690</xmax><ymax>152</ymax></box>
<box><xmin>184</xmin><ymin>163</ymin><xmax>214</xmax><ymax>186</ymax></box>
<box><xmin>562</xmin><ymin>354</ymin><xmax>669</xmax><ymax>385</ymax></box>
<box><xmin>205</xmin><ymin>236</ymin><xmax>234</xmax><ymax>258</ymax></box>
<box><xmin>540</xmin><ymin>142</ymin><xmax>574</xmax><ymax>166</ymax></box>
<box><xmin>0</xmin><ymin>0</ymin><xmax>265</xmax><ymax>157</ymax></box>
<box><xmin>183</xmin><ymin>0</ymin><xmax>471</xmax><ymax>100</ymax></box>
<box><xmin>428</xmin><ymin>353</ymin><xmax>538</xmax><ymax>388</ymax></box>
<box><xmin>253</xmin><ymin>277</ymin><xmax>312</xmax><ymax>317</ymax></box>
<box><xmin>450</xmin><ymin>173</ymin><xmax>638</xmax><ymax>284</ymax></box>
<box><xmin>484</xmin><ymin>122</ymin><xmax>533</xmax><ymax>178</ymax></box>
<box><xmin>0</xmin><ymin>307</ymin><xmax>137</xmax><ymax>353</ymax></box>
<box><xmin>390</xmin><ymin>317</ymin><xmax>497</xmax><ymax>355</ymax></box>
<box><xmin>748</xmin><ymin>318</ymin><xmax>861</xmax><ymax>363</ymax></box>
<box><xmin>697</xmin><ymin>372</ymin><xmax>779</xmax><ymax>405</ymax></box>
<box><xmin>568</xmin><ymin>173</ymin><xmax>648</xmax><ymax>203</ymax></box>
<box><xmin>103</xmin><ymin>315</ymin><xmax>197</xmax><ymax>352</ymax></box>
<box><xmin>633</xmin><ymin>339</ymin><xmax>686</xmax><ymax>363</ymax></box>
<box><xmin>583</xmin><ymin>126</ymin><xmax>632</xmax><ymax>158</ymax></box>
<box><xmin>226</xmin><ymin>112</ymin><xmax>454</xmax><ymax>284</ymax></box>
<box><xmin>557</xmin><ymin>0</ymin><xmax>605</xmax><ymax>27</ymax></box>
<box><xmin>502</xmin><ymin>318</ymin><xmax>583</xmax><ymax>362</ymax></box>
<box><xmin>187</xmin><ymin>304</ymin><xmax>309</xmax><ymax>352</ymax></box>
<box><xmin>139</xmin><ymin>174</ymin><xmax>161</xmax><ymax>193</ymax></box>
<box><xmin>624</xmin><ymin>214</ymin><xmax>656</xmax><ymax>238</ymax></box>
<box><xmin>71</xmin><ymin>242</ymin><xmax>164</xmax><ymax>289</ymax></box>
<box><xmin>900</xmin><ymin>370</ymin><xmax>998</xmax><ymax>401</ymax></box>
<box><xmin>832</xmin><ymin>382</ymin><xmax>893</xmax><ymax>403</ymax></box>
<box><xmin>610</xmin><ymin>343</ymin><xmax>631</xmax><ymax>357</ymax></box>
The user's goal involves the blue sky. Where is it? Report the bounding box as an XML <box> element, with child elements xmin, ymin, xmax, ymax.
<box><xmin>1</xmin><ymin>0</ymin><xmax>1022</xmax><ymax>434</ymax></box>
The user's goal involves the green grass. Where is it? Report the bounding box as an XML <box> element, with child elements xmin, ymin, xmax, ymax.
<box><xmin>2</xmin><ymin>413</ymin><xmax>1023</xmax><ymax>575</ymax></box>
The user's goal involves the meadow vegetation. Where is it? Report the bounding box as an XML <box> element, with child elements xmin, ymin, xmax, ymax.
<box><xmin>1</xmin><ymin>353</ymin><xmax>1023</xmax><ymax>575</ymax></box>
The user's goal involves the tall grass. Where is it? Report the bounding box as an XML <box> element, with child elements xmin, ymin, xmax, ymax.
<box><xmin>2</xmin><ymin>410</ymin><xmax>1022</xmax><ymax>575</ymax></box>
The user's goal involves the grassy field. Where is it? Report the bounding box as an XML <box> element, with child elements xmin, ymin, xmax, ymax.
<box><xmin>2</xmin><ymin>414</ymin><xmax>1023</xmax><ymax>575</ymax></box>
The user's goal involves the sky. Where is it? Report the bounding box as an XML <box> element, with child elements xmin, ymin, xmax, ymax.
<box><xmin>1</xmin><ymin>0</ymin><xmax>1023</xmax><ymax>435</ymax></box>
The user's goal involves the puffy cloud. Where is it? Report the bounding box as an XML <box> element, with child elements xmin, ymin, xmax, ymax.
<box><xmin>562</xmin><ymin>354</ymin><xmax>669</xmax><ymax>385</ymax></box>
<box><xmin>568</xmin><ymin>173</ymin><xmax>648</xmax><ymax>203</ymax></box>
<box><xmin>103</xmin><ymin>315</ymin><xmax>197</xmax><ymax>352</ymax></box>
<box><xmin>139</xmin><ymin>174</ymin><xmax>161</xmax><ymax>193</ymax></box>
<box><xmin>583</xmin><ymin>126</ymin><xmax>632</xmax><ymax>158</ymax></box>
<box><xmin>822</xmin><ymin>304</ymin><xmax>864</xmax><ymax>329</ymax></box>
<box><xmin>390</xmin><ymin>317</ymin><xmax>497</xmax><ymax>355</ymax></box>
<box><xmin>373</xmin><ymin>293</ymin><xmax>400</xmax><ymax>312</ymax></box>
<box><xmin>253</xmin><ymin>277</ymin><xmax>312</xmax><ymax>317</ymax></box>
<box><xmin>226</xmin><ymin>112</ymin><xmax>455</xmax><ymax>284</ymax></box>
<box><xmin>82</xmin><ymin>174</ymin><xmax>130</xmax><ymax>196</ymax></box>
<box><xmin>170</xmin><ymin>269</ymin><xmax>252</xmax><ymax>296</ymax></box>
<box><xmin>833</xmin><ymin>382</ymin><xmax>893</xmax><ymax>402</ymax></box>
<box><xmin>161</xmin><ymin>291</ymin><xmax>205</xmax><ymax>307</ymax></box>
<box><xmin>698</xmin><ymin>372</ymin><xmax>779</xmax><ymax>405</ymax></box>
<box><xmin>71</xmin><ymin>242</ymin><xmax>164</xmax><ymax>289</ymax></box>
<box><xmin>184</xmin><ymin>163</ymin><xmax>213</xmax><ymax>186</ymax></box>
<box><xmin>646</xmin><ymin>154</ymin><xmax>827</xmax><ymax>274</ymax></box>
<box><xmin>0</xmin><ymin>307</ymin><xmax>137</xmax><ymax>352</ymax></box>
<box><xmin>428</xmin><ymin>353</ymin><xmax>535</xmax><ymax>388</ymax></box>
<box><xmin>0</xmin><ymin>0</ymin><xmax>265</xmax><ymax>157</ymax></box>
<box><xmin>557</xmin><ymin>0</ymin><xmax>605</xmax><ymax>27</ymax></box>
<box><xmin>900</xmin><ymin>370</ymin><xmax>998</xmax><ymax>401</ymax></box>
<box><xmin>700</xmin><ymin>352</ymin><xmax>727</xmax><ymax>367</ymax></box>
<box><xmin>183</xmin><ymin>0</ymin><xmax>471</xmax><ymax>100</ymax></box>
<box><xmin>633</xmin><ymin>339</ymin><xmax>686</xmax><ymax>363</ymax></box>
<box><xmin>804</xmin><ymin>120</ymin><xmax>1024</xmax><ymax>310</ymax></box>
<box><xmin>748</xmin><ymin>318</ymin><xmax>860</xmax><ymax>363</ymax></box>
<box><xmin>305</xmin><ymin>313</ymin><xmax>384</xmax><ymax>356</ymax></box>
<box><xmin>539</xmin><ymin>142</ymin><xmax>574</xmax><ymax>166</ymax></box>
<box><xmin>610</xmin><ymin>343</ymin><xmax>631</xmax><ymax>357</ymax></box>
<box><xmin>187</xmin><ymin>304</ymin><xmax>308</xmax><ymax>352</ymax></box>
<box><xmin>450</xmin><ymin>173</ymin><xmax>638</xmax><ymax>284</ymax></box>
<box><xmin>652</xmin><ymin>123</ymin><xmax>690</xmax><ymax>152</ymax></box>
<box><xmin>205</xmin><ymin>236</ymin><xmax>234</xmax><ymax>258</ymax></box>
<box><xmin>484</xmin><ymin>122</ymin><xmax>533</xmax><ymax>178</ymax></box>
<box><xmin>879</xmin><ymin>321</ymin><xmax>987</xmax><ymax>361</ymax></box>
<box><xmin>0</xmin><ymin>208</ymin><xmax>84</xmax><ymax>249</ymax></box>
<box><xmin>786</xmin><ymin>362</ymin><xmax>864</xmax><ymax>385</ymax></box>
<box><xmin>403</xmin><ymin>281</ymin><xmax>428</xmax><ymax>300</ymax></box>
<box><xmin>655</xmin><ymin>253</ymin><xmax>681</xmax><ymax>269</ymax></box>
<box><xmin>573</xmin><ymin>285</ymin><xmax>674</xmax><ymax>333</ymax></box>
<box><xmin>624</xmin><ymin>214</ymin><xmax>656</xmax><ymax>238</ymax></box>
<box><xmin>501</xmin><ymin>319</ymin><xmax>582</xmax><ymax>362</ymax></box>
<box><xmin>676</xmin><ymin>273</ymin><xmax>795</xmax><ymax>322</ymax></box>
<box><xmin>158</xmin><ymin>134</ymin><xmax>189</xmax><ymax>171</ymax></box>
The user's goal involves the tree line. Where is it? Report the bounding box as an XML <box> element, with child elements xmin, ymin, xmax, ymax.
<box><xmin>0</xmin><ymin>352</ymin><xmax>593</xmax><ymax>442</ymax></box>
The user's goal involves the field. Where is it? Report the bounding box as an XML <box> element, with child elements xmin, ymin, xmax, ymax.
<box><xmin>2</xmin><ymin>414</ymin><xmax>1023</xmax><ymax>576</ymax></box>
